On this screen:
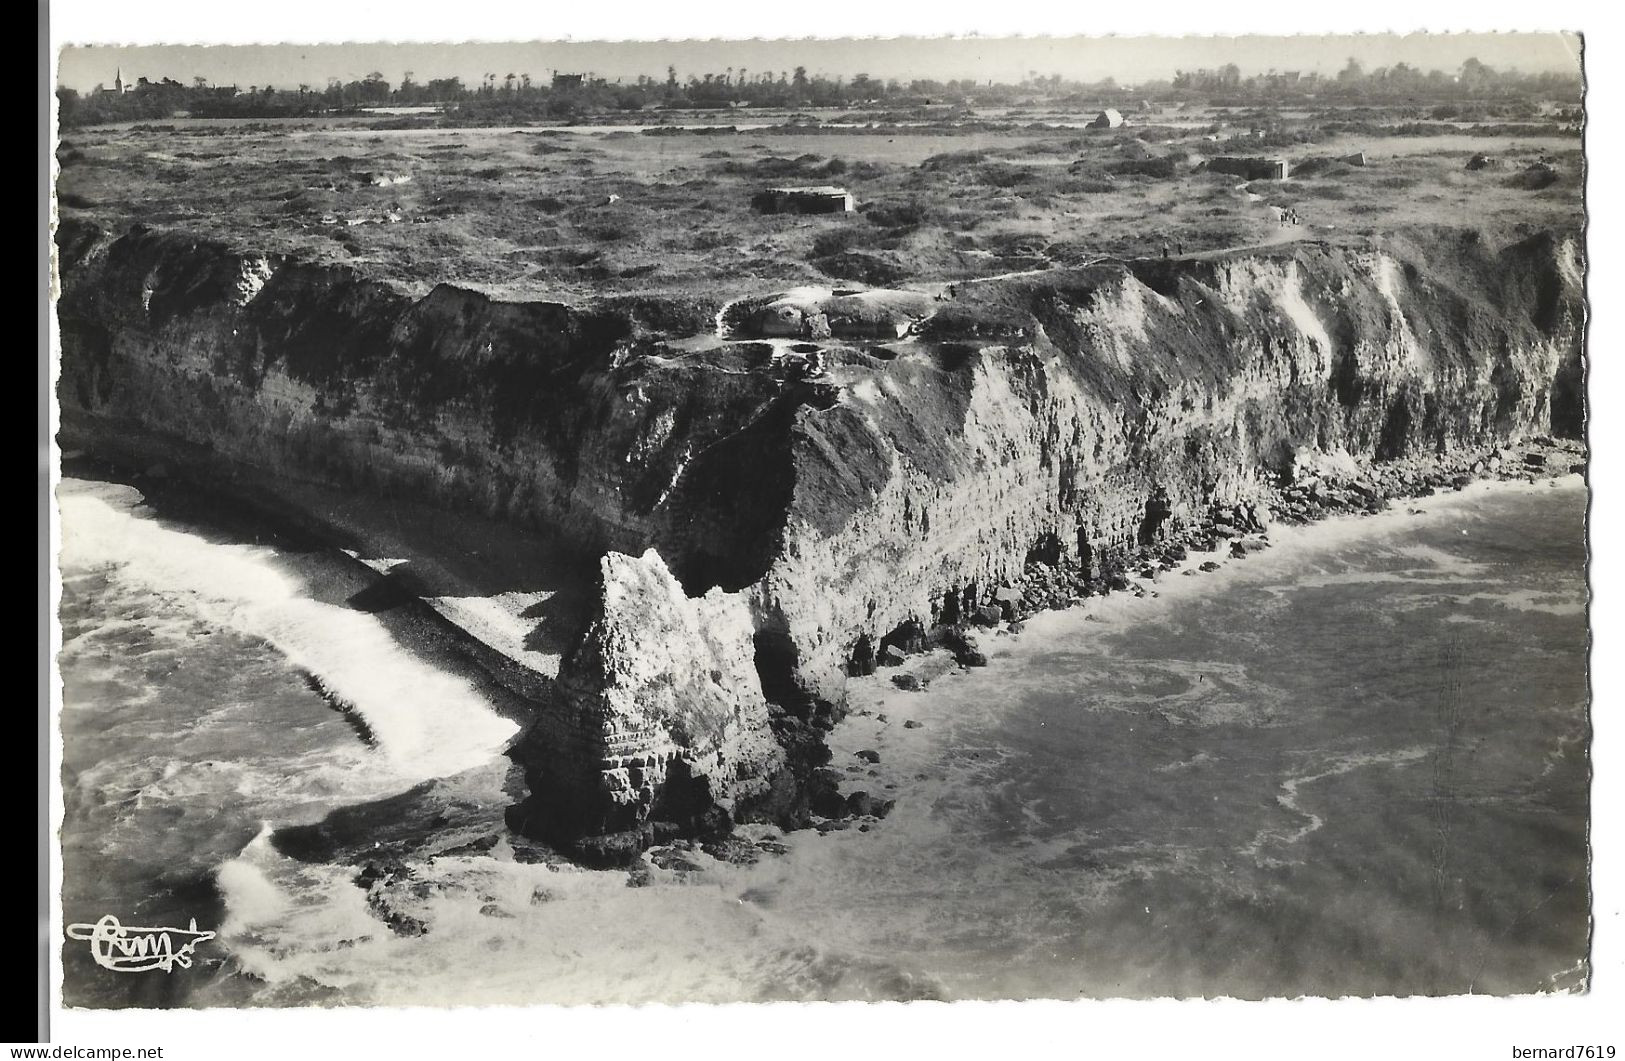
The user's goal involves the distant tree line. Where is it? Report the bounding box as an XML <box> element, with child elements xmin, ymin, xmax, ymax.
<box><xmin>56</xmin><ymin>57</ymin><xmax>1582</xmax><ymax>127</ymax></box>
<box><xmin>1167</xmin><ymin>56</ymin><xmax>1580</xmax><ymax>105</ymax></box>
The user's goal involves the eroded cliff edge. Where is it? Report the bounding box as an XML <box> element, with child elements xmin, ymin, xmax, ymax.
<box><xmin>55</xmin><ymin>220</ymin><xmax>1586</xmax><ymax>860</ymax></box>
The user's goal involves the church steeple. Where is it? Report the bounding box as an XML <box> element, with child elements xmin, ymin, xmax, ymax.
<box><xmin>114</xmin><ymin>67</ymin><xmax>123</xmax><ymax>93</ymax></box>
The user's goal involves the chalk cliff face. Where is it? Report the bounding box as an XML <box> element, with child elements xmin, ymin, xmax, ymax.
<box><xmin>755</xmin><ymin>231</ymin><xmax>1586</xmax><ymax>709</ymax></box>
<box><xmin>56</xmin><ymin>219</ymin><xmax>1586</xmax><ymax>847</ymax></box>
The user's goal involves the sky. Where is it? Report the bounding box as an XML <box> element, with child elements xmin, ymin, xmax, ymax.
<box><xmin>55</xmin><ymin>33</ymin><xmax>1583</xmax><ymax>94</ymax></box>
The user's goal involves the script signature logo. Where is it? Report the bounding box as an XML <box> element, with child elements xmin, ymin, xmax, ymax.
<box><xmin>65</xmin><ymin>914</ymin><xmax>216</xmax><ymax>973</ymax></box>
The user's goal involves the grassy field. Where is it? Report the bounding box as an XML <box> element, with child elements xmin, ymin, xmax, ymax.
<box><xmin>54</xmin><ymin>107</ymin><xmax>1584</xmax><ymax>307</ymax></box>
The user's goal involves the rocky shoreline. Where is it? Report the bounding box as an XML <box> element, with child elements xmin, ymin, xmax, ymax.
<box><xmin>311</xmin><ymin>446</ymin><xmax>1589</xmax><ymax>924</ymax></box>
<box><xmin>1006</xmin><ymin>435</ymin><xmax>1588</xmax><ymax>621</ymax></box>
<box><xmin>56</xmin><ymin>220</ymin><xmax>1587</xmax><ymax>871</ymax></box>
<box><xmin>625</xmin><ymin>435</ymin><xmax>1590</xmax><ymax>873</ymax></box>
<box><xmin>832</xmin><ymin>435</ymin><xmax>1588</xmax><ymax>694</ymax></box>
<box><xmin>62</xmin><ymin>429</ymin><xmax>1583</xmax><ymax>891</ymax></box>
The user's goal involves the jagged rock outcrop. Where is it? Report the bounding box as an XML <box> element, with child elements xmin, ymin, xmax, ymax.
<box><xmin>54</xmin><ymin>219</ymin><xmax>1586</xmax><ymax>852</ymax></box>
<box><xmin>506</xmin><ymin>549</ymin><xmax>784</xmax><ymax>863</ymax></box>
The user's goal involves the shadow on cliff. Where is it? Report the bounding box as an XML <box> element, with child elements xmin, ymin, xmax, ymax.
<box><xmin>518</xmin><ymin>585</ymin><xmax>593</xmax><ymax>656</ymax></box>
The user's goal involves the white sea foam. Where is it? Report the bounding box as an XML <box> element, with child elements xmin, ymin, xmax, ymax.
<box><xmin>208</xmin><ymin>823</ymin><xmax>928</xmax><ymax>1005</ymax></box>
<box><xmin>216</xmin><ymin>827</ymin><xmax>291</xmax><ymax>934</ymax></box>
<box><xmin>1243</xmin><ymin>747</ymin><xmax>1431</xmax><ymax>861</ymax></box>
<box><xmin>58</xmin><ymin>483</ymin><xmax>518</xmax><ymax>781</ymax></box>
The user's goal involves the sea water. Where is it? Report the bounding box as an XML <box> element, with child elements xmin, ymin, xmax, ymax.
<box><xmin>55</xmin><ymin>473</ymin><xmax>1589</xmax><ymax>1006</ymax></box>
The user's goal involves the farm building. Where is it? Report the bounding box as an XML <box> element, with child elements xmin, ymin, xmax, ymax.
<box><xmin>1207</xmin><ymin>156</ymin><xmax>1291</xmax><ymax>180</ymax></box>
<box><xmin>750</xmin><ymin>186</ymin><xmax>856</xmax><ymax>215</ymax></box>
<box><xmin>1089</xmin><ymin>109</ymin><xmax>1124</xmax><ymax>129</ymax></box>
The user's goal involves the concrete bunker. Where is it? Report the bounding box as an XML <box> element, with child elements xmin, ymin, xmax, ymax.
<box><xmin>724</xmin><ymin>286</ymin><xmax>938</xmax><ymax>341</ymax></box>
<box><xmin>750</xmin><ymin>186</ymin><xmax>856</xmax><ymax>215</ymax></box>
<box><xmin>1207</xmin><ymin>156</ymin><xmax>1291</xmax><ymax>180</ymax></box>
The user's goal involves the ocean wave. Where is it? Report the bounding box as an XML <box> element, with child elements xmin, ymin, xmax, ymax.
<box><xmin>58</xmin><ymin>484</ymin><xmax>518</xmax><ymax>781</ymax></box>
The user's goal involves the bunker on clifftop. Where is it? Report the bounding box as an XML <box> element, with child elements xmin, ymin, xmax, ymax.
<box><xmin>1207</xmin><ymin>156</ymin><xmax>1291</xmax><ymax>180</ymax></box>
<box><xmin>750</xmin><ymin>186</ymin><xmax>856</xmax><ymax>214</ymax></box>
<box><xmin>723</xmin><ymin>285</ymin><xmax>938</xmax><ymax>341</ymax></box>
